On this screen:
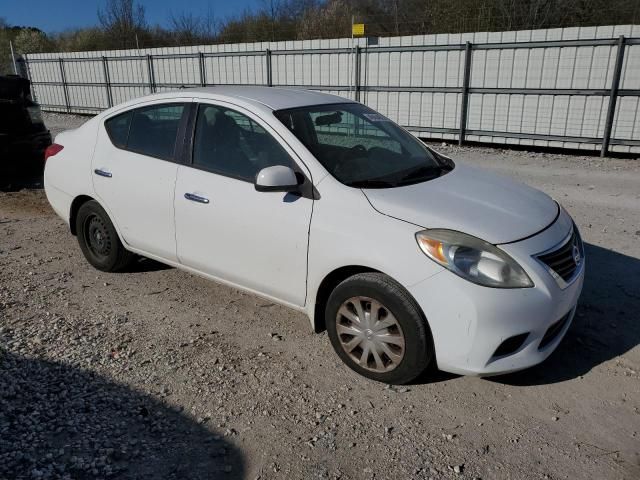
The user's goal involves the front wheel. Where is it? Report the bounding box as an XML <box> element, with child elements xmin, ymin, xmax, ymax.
<box><xmin>75</xmin><ymin>200</ymin><xmax>134</xmax><ymax>272</ymax></box>
<box><xmin>325</xmin><ymin>272</ymin><xmax>434</xmax><ymax>384</ymax></box>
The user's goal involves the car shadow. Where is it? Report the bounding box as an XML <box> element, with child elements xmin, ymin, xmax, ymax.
<box><xmin>124</xmin><ymin>256</ymin><xmax>173</xmax><ymax>273</ymax></box>
<box><xmin>0</xmin><ymin>351</ymin><xmax>245</xmax><ymax>479</ymax></box>
<box><xmin>491</xmin><ymin>242</ymin><xmax>640</xmax><ymax>386</ymax></box>
<box><xmin>412</xmin><ymin>365</ymin><xmax>458</xmax><ymax>385</ymax></box>
<box><xmin>0</xmin><ymin>171</ymin><xmax>44</xmax><ymax>192</ymax></box>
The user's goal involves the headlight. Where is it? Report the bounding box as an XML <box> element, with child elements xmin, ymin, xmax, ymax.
<box><xmin>416</xmin><ymin>229</ymin><xmax>533</xmax><ymax>288</ymax></box>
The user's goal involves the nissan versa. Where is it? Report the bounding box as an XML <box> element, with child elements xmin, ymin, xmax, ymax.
<box><xmin>44</xmin><ymin>87</ymin><xmax>585</xmax><ymax>384</ymax></box>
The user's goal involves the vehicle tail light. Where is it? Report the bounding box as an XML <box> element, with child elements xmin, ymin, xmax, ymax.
<box><xmin>44</xmin><ymin>143</ymin><xmax>64</xmax><ymax>161</ymax></box>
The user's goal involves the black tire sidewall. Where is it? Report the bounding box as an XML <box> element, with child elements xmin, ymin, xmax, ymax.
<box><xmin>76</xmin><ymin>201</ymin><xmax>124</xmax><ymax>272</ymax></box>
<box><xmin>326</xmin><ymin>273</ymin><xmax>433</xmax><ymax>384</ymax></box>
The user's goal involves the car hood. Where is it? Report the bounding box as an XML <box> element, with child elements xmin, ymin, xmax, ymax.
<box><xmin>362</xmin><ymin>162</ymin><xmax>559</xmax><ymax>244</ymax></box>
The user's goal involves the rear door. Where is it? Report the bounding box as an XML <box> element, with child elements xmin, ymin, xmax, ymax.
<box><xmin>174</xmin><ymin>101</ymin><xmax>313</xmax><ymax>306</ymax></box>
<box><xmin>92</xmin><ymin>101</ymin><xmax>191</xmax><ymax>261</ymax></box>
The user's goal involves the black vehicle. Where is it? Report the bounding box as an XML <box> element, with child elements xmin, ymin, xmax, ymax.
<box><xmin>0</xmin><ymin>75</ymin><xmax>52</xmax><ymax>179</ymax></box>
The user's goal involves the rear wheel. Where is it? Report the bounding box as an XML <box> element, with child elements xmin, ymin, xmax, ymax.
<box><xmin>75</xmin><ymin>200</ymin><xmax>134</xmax><ymax>272</ymax></box>
<box><xmin>325</xmin><ymin>272</ymin><xmax>434</xmax><ymax>384</ymax></box>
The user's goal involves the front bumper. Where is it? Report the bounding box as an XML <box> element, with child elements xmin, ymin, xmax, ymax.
<box><xmin>408</xmin><ymin>209</ymin><xmax>584</xmax><ymax>376</ymax></box>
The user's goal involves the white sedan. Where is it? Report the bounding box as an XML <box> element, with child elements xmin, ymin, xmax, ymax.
<box><xmin>44</xmin><ymin>87</ymin><xmax>584</xmax><ymax>384</ymax></box>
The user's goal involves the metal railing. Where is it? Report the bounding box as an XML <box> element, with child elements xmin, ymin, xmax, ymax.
<box><xmin>20</xmin><ymin>35</ymin><xmax>640</xmax><ymax>156</ymax></box>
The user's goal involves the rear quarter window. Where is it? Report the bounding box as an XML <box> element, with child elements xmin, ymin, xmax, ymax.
<box><xmin>105</xmin><ymin>111</ymin><xmax>132</xmax><ymax>149</ymax></box>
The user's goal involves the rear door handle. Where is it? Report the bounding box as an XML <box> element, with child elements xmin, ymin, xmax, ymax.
<box><xmin>94</xmin><ymin>168</ymin><xmax>112</xmax><ymax>178</ymax></box>
<box><xmin>184</xmin><ymin>192</ymin><xmax>210</xmax><ymax>204</ymax></box>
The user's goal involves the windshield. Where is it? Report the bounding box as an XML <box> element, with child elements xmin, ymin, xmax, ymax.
<box><xmin>274</xmin><ymin>103</ymin><xmax>453</xmax><ymax>188</ymax></box>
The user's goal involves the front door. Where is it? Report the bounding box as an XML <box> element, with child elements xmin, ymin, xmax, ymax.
<box><xmin>174</xmin><ymin>101</ymin><xmax>313</xmax><ymax>306</ymax></box>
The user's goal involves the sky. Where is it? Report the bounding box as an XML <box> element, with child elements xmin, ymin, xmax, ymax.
<box><xmin>1</xmin><ymin>0</ymin><xmax>262</xmax><ymax>33</ymax></box>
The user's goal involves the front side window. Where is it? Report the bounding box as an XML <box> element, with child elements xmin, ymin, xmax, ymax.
<box><xmin>275</xmin><ymin>103</ymin><xmax>452</xmax><ymax>188</ymax></box>
<box><xmin>192</xmin><ymin>104</ymin><xmax>293</xmax><ymax>182</ymax></box>
<box><xmin>105</xmin><ymin>103</ymin><xmax>185</xmax><ymax>161</ymax></box>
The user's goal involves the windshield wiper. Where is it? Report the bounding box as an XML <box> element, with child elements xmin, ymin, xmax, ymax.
<box><xmin>347</xmin><ymin>179</ymin><xmax>397</xmax><ymax>189</ymax></box>
<box><xmin>396</xmin><ymin>165</ymin><xmax>444</xmax><ymax>184</ymax></box>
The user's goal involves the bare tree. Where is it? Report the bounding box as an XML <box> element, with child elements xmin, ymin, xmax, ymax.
<box><xmin>8</xmin><ymin>0</ymin><xmax>640</xmax><ymax>53</ymax></box>
<box><xmin>169</xmin><ymin>12</ymin><xmax>205</xmax><ymax>45</ymax></box>
<box><xmin>263</xmin><ymin>0</ymin><xmax>280</xmax><ymax>41</ymax></box>
<box><xmin>493</xmin><ymin>0</ymin><xmax>555</xmax><ymax>30</ymax></box>
<box><xmin>0</xmin><ymin>17</ymin><xmax>12</xmax><ymax>74</ymax></box>
<box><xmin>13</xmin><ymin>29</ymin><xmax>53</xmax><ymax>54</ymax></box>
<box><xmin>98</xmin><ymin>0</ymin><xmax>147</xmax><ymax>48</ymax></box>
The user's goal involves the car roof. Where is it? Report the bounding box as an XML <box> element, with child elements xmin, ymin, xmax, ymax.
<box><xmin>124</xmin><ymin>86</ymin><xmax>353</xmax><ymax>112</ymax></box>
<box><xmin>187</xmin><ymin>86</ymin><xmax>352</xmax><ymax>110</ymax></box>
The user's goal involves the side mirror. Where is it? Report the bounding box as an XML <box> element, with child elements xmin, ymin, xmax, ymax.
<box><xmin>254</xmin><ymin>165</ymin><xmax>301</xmax><ymax>192</ymax></box>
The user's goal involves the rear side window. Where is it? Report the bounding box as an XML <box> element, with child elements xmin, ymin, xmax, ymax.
<box><xmin>105</xmin><ymin>111</ymin><xmax>132</xmax><ymax>148</ymax></box>
<box><xmin>104</xmin><ymin>103</ymin><xmax>186</xmax><ymax>161</ymax></box>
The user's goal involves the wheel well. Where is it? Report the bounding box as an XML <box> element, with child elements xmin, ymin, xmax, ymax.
<box><xmin>313</xmin><ymin>266</ymin><xmax>380</xmax><ymax>333</ymax></box>
<box><xmin>69</xmin><ymin>195</ymin><xmax>94</xmax><ymax>236</ymax></box>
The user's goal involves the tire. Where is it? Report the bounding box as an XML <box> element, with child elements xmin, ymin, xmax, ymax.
<box><xmin>325</xmin><ymin>272</ymin><xmax>434</xmax><ymax>384</ymax></box>
<box><xmin>75</xmin><ymin>200</ymin><xmax>134</xmax><ymax>272</ymax></box>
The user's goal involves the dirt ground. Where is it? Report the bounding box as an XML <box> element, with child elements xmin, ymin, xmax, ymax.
<box><xmin>1</xmin><ymin>113</ymin><xmax>639</xmax><ymax>479</ymax></box>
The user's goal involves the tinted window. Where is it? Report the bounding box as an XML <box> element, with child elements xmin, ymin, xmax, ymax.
<box><xmin>105</xmin><ymin>111</ymin><xmax>132</xmax><ymax>148</ymax></box>
<box><xmin>106</xmin><ymin>104</ymin><xmax>185</xmax><ymax>160</ymax></box>
<box><xmin>193</xmin><ymin>104</ymin><xmax>293</xmax><ymax>182</ymax></box>
<box><xmin>127</xmin><ymin>104</ymin><xmax>185</xmax><ymax>160</ymax></box>
<box><xmin>309</xmin><ymin>110</ymin><xmax>403</xmax><ymax>154</ymax></box>
<box><xmin>275</xmin><ymin>103</ymin><xmax>451</xmax><ymax>188</ymax></box>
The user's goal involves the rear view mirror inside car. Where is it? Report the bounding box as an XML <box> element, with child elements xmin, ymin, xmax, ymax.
<box><xmin>315</xmin><ymin>111</ymin><xmax>342</xmax><ymax>126</ymax></box>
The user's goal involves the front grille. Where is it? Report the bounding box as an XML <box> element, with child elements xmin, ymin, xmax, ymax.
<box><xmin>539</xmin><ymin>311</ymin><xmax>572</xmax><ymax>350</ymax></box>
<box><xmin>537</xmin><ymin>229</ymin><xmax>582</xmax><ymax>283</ymax></box>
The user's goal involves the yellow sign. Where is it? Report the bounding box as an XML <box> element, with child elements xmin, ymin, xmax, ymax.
<box><xmin>352</xmin><ymin>23</ymin><xmax>365</xmax><ymax>37</ymax></box>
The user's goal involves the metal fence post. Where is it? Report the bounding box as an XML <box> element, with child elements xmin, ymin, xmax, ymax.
<box><xmin>15</xmin><ymin>57</ymin><xmax>25</xmax><ymax>78</ymax></box>
<box><xmin>9</xmin><ymin>40</ymin><xmax>17</xmax><ymax>74</ymax></box>
<box><xmin>601</xmin><ymin>35</ymin><xmax>626</xmax><ymax>157</ymax></box>
<box><xmin>146</xmin><ymin>54</ymin><xmax>156</xmax><ymax>93</ymax></box>
<box><xmin>101</xmin><ymin>56</ymin><xmax>113</xmax><ymax>108</ymax></box>
<box><xmin>21</xmin><ymin>56</ymin><xmax>30</xmax><ymax>81</ymax></box>
<box><xmin>265</xmin><ymin>49</ymin><xmax>273</xmax><ymax>86</ymax></box>
<box><xmin>458</xmin><ymin>41</ymin><xmax>473</xmax><ymax>146</ymax></box>
<box><xmin>354</xmin><ymin>45</ymin><xmax>362</xmax><ymax>102</ymax></box>
<box><xmin>58</xmin><ymin>58</ymin><xmax>71</xmax><ymax>113</ymax></box>
<box><xmin>199</xmin><ymin>52</ymin><xmax>206</xmax><ymax>87</ymax></box>
<box><xmin>21</xmin><ymin>55</ymin><xmax>38</xmax><ymax>103</ymax></box>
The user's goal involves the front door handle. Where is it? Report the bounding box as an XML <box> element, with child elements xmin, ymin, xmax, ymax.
<box><xmin>94</xmin><ymin>168</ymin><xmax>112</xmax><ymax>178</ymax></box>
<box><xmin>184</xmin><ymin>192</ymin><xmax>210</xmax><ymax>204</ymax></box>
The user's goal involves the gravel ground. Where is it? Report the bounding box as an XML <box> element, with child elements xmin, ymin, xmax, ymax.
<box><xmin>0</xmin><ymin>112</ymin><xmax>639</xmax><ymax>479</ymax></box>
